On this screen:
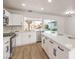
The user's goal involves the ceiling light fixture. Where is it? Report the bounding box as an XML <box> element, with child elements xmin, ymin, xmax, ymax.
<box><xmin>41</xmin><ymin>8</ymin><xmax>44</xmax><ymax>11</ymax></box>
<box><xmin>22</xmin><ymin>3</ymin><xmax>26</xmax><ymax>7</ymax></box>
<box><xmin>48</xmin><ymin>0</ymin><xmax>52</xmax><ymax>3</ymax></box>
<box><xmin>65</xmin><ymin>11</ymin><xmax>75</xmax><ymax>15</ymax></box>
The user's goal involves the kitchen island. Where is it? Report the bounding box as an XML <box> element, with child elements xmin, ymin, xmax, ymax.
<box><xmin>41</xmin><ymin>32</ymin><xmax>75</xmax><ymax>59</ymax></box>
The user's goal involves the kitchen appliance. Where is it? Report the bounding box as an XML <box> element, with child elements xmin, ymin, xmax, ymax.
<box><xmin>3</xmin><ymin>32</ymin><xmax>16</xmax><ymax>59</ymax></box>
<box><xmin>3</xmin><ymin>37</ymin><xmax>10</xmax><ymax>59</ymax></box>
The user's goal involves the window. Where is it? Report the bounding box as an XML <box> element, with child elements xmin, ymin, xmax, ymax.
<box><xmin>24</xmin><ymin>20</ymin><xmax>42</xmax><ymax>31</ymax></box>
<box><xmin>43</xmin><ymin>19</ymin><xmax>57</xmax><ymax>33</ymax></box>
<box><xmin>30</xmin><ymin>20</ymin><xmax>42</xmax><ymax>30</ymax></box>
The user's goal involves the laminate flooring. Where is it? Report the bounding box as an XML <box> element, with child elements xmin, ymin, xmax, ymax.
<box><xmin>12</xmin><ymin>43</ymin><xmax>49</xmax><ymax>59</ymax></box>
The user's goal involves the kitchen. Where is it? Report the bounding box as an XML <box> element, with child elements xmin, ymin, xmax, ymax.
<box><xmin>3</xmin><ymin>0</ymin><xmax>75</xmax><ymax>59</ymax></box>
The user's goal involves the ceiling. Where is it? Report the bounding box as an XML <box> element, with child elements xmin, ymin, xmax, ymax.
<box><xmin>3</xmin><ymin>0</ymin><xmax>75</xmax><ymax>16</ymax></box>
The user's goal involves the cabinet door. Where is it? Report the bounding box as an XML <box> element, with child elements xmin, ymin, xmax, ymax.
<box><xmin>16</xmin><ymin>34</ymin><xmax>22</xmax><ymax>46</ymax></box>
<box><xmin>46</xmin><ymin>39</ymin><xmax>51</xmax><ymax>58</ymax></box>
<box><xmin>42</xmin><ymin>36</ymin><xmax>45</xmax><ymax>47</ymax></box>
<box><xmin>48</xmin><ymin>40</ymin><xmax>56</xmax><ymax>59</ymax></box>
<box><xmin>9</xmin><ymin>14</ymin><xmax>24</xmax><ymax>25</ymax></box>
<box><xmin>45</xmin><ymin>38</ymin><xmax>50</xmax><ymax>55</ymax></box>
<box><xmin>16</xmin><ymin>14</ymin><xmax>24</xmax><ymax>25</ymax></box>
<box><xmin>42</xmin><ymin>36</ymin><xmax>48</xmax><ymax>53</ymax></box>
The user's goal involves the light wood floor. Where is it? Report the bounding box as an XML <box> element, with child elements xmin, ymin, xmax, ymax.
<box><xmin>12</xmin><ymin>43</ymin><xmax>49</xmax><ymax>59</ymax></box>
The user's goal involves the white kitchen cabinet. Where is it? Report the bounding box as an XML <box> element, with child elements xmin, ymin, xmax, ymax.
<box><xmin>9</xmin><ymin>13</ymin><xmax>24</xmax><ymax>25</ymax></box>
<box><xmin>16</xmin><ymin>31</ymin><xmax>37</xmax><ymax>46</ymax></box>
<box><xmin>41</xmin><ymin>34</ymin><xmax>74</xmax><ymax>59</ymax></box>
<box><xmin>42</xmin><ymin>36</ymin><xmax>53</xmax><ymax>59</ymax></box>
<box><xmin>42</xmin><ymin>36</ymin><xmax>48</xmax><ymax>53</ymax></box>
<box><xmin>46</xmin><ymin>39</ymin><xmax>52</xmax><ymax>58</ymax></box>
<box><xmin>15</xmin><ymin>33</ymin><xmax>22</xmax><ymax>46</ymax></box>
<box><xmin>48</xmin><ymin>40</ymin><xmax>56</xmax><ymax>59</ymax></box>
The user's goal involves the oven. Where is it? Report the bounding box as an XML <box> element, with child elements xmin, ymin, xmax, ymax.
<box><xmin>3</xmin><ymin>33</ymin><xmax>16</xmax><ymax>59</ymax></box>
<box><xmin>3</xmin><ymin>38</ymin><xmax>10</xmax><ymax>59</ymax></box>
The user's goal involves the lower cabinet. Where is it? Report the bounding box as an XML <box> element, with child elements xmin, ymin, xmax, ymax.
<box><xmin>48</xmin><ymin>40</ymin><xmax>56</xmax><ymax>59</ymax></box>
<box><xmin>42</xmin><ymin>36</ymin><xmax>48</xmax><ymax>53</ymax></box>
<box><xmin>16</xmin><ymin>32</ymin><xmax>37</xmax><ymax>46</ymax></box>
<box><xmin>42</xmin><ymin>35</ymin><xmax>71</xmax><ymax>59</ymax></box>
<box><xmin>42</xmin><ymin>36</ymin><xmax>56</xmax><ymax>59</ymax></box>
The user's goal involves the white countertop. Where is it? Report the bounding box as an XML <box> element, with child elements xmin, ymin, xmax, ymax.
<box><xmin>42</xmin><ymin>32</ymin><xmax>75</xmax><ymax>50</ymax></box>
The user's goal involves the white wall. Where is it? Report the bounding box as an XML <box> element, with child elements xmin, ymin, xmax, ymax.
<box><xmin>7</xmin><ymin>9</ymin><xmax>67</xmax><ymax>34</ymax></box>
<box><xmin>64</xmin><ymin>15</ymin><xmax>75</xmax><ymax>37</ymax></box>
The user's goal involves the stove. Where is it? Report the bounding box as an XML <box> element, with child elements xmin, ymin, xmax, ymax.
<box><xmin>3</xmin><ymin>32</ymin><xmax>16</xmax><ymax>59</ymax></box>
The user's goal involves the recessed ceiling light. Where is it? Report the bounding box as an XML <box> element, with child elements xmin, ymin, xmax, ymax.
<box><xmin>48</xmin><ymin>0</ymin><xmax>52</xmax><ymax>3</ymax></box>
<box><xmin>41</xmin><ymin>8</ymin><xmax>44</xmax><ymax>11</ymax></box>
<box><xmin>22</xmin><ymin>3</ymin><xmax>26</xmax><ymax>7</ymax></box>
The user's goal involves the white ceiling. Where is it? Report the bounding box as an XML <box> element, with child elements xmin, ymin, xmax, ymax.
<box><xmin>3</xmin><ymin>0</ymin><xmax>75</xmax><ymax>16</ymax></box>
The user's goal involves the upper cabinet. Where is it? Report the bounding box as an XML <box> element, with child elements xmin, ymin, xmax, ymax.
<box><xmin>9</xmin><ymin>13</ymin><xmax>24</xmax><ymax>25</ymax></box>
<box><xmin>3</xmin><ymin>9</ymin><xmax>24</xmax><ymax>26</ymax></box>
<box><xmin>3</xmin><ymin>9</ymin><xmax>10</xmax><ymax>26</ymax></box>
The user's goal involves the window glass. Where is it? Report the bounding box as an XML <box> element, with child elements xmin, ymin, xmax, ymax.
<box><xmin>43</xmin><ymin>19</ymin><xmax>57</xmax><ymax>33</ymax></box>
<box><xmin>30</xmin><ymin>20</ymin><xmax>42</xmax><ymax>30</ymax></box>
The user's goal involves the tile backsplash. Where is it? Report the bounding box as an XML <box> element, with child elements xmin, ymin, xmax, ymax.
<box><xmin>3</xmin><ymin>26</ymin><xmax>23</xmax><ymax>33</ymax></box>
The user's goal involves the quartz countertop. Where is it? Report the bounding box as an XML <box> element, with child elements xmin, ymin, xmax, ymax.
<box><xmin>3</xmin><ymin>33</ymin><xmax>16</xmax><ymax>40</ymax></box>
<box><xmin>42</xmin><ymin>32</ymin><xmax>75</xmax><ymax>50</ymax></box>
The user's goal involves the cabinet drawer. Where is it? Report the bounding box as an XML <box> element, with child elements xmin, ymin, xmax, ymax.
<box><xmin>57</xmin><ymin>43</ymin><xmax>69</xmax><ymax>52</ymax></box>
<box><xmin>56</xmin><ymin>45</ymin><xmax>69</xmax><ymax>59</ymax></box>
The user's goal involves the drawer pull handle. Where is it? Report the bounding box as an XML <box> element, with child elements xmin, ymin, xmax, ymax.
<box><xmin>49</xmin><ymin>41</ymin><xmax>53</xmax><ymax>44</ymax></box>
<box><xmin>58</xmin><ymin>46</ymin><xmax>64</xmax><ymax>51</ymax></box>
<box><xmin>53</xmin><ymin>48</ymin><xmax>56</xmax><ymax>56</ymax></box>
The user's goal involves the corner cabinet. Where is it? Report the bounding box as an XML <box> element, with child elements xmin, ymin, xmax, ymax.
<box><xmin>41</xmin><ymin>35</ymin><xmax>74</xmax><ymax>59</ymax></box>
<box><xmin>9</xmin><ymin>13</ymin><xmax>24</xmax><ymax>25</ymax></box>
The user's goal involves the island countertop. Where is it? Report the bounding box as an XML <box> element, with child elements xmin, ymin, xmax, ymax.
<box><xmin>42</xmin><ymin>32</ymin><xmax>75</xmax><ymax>50</ymax></box>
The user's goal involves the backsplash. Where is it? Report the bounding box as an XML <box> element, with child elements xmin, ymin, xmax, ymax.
<box><xmin>3</xmin><ymin>26</ymin><xmax>23</xmax><ymax>33</ymax></box>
